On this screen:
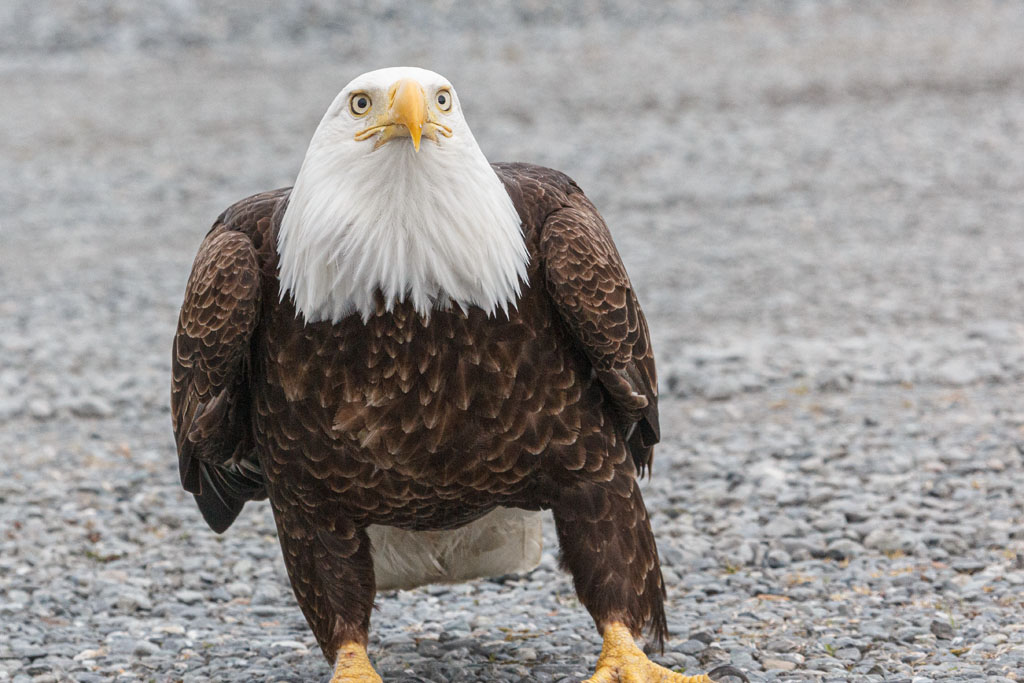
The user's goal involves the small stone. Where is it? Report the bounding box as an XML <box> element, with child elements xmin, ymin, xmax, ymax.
<box><xmin>725</xmin><ymin>542</ymin><xmax>755</xmax><ymax>567</ymax></box>
<box><xmin>952</xmin><ymin>560</ymin><xmax>987</xmax><ymax>575</ymax></box>
<box><xmin>863</xmin><ymin>528</ymin><xmax>916</xmax><ymax>555</ymax></box>
<box><xmin>28</xmin><ymin>399</ymin><xmax>54</xmax><ymax>420</ymax></box>
<box><xmin>930</xmin><ymin>620</ymin><xmax>955</xmax><ymax>640</ymax></box>
<box><xmin>834</xmin><ymin>646</ymin><xmax>862</xmax><ymax>661</ymax></box>
<box><xmin>226</xmin><ymin>581</ymin><xmax>253</xmax><ymax>598</ymax></box>
<box><xmin>251</xmin><ymin>583</ymin><xmax>281</xmax><ymax>605</ymax></box>
<box><xmin>826</xmin><ymin>538</ymin><xmax>862</xmax><ymax>560</ymax></box>
<box><xmin>762</xmin><ymin>517</ymin><xmax>796</xmax><ymax>538</ymax></box>
<box><xmin>73</xmin><ymin>649</ymin><xmax>105</xmax><ymax>661</ymax></box>
<box><xmin>763</xmin><ymin>658</ymin><xmax>797</xmax><ymax>671</ymax></box>
<box><xmin>115</xmin><ymin>591</ymin><xmax>152</xmax><ymax>612</ymax></box>
<box><xmin>765</xmin><ymin>549</ymin><xmax>791</xmax><ymax>568</ymax></box>
<box><xmin>678</xmin><ymin>639</ymin><xmax>706</xmax><ymax>655</ymax></box>
<box><xmin>174</xmin><ymin>589</ymin><xmax>204</xmax><ymax>605</ymax></box>
<box><xmin>232</xmin><ymin>558</ymin><xmax>254</xmax><ymax>575</ymax></box>
<box><xmin>700</xmin><ymin>375</ymin><xmax>744</xmax><ymax>401</ymax></box>
<box><xmin>815</xmin><ymin>369</ymin><xmax>853</xmax><ymax>392</ymax></box>
<box><xmin>132</xmin><ymin>640</ymin><xmax>160</xmax><ymax>657</ymax></box>
<box><xmin>812</xmin><ymin>512</ymin><xmax>847</xmax><ymax>532</ymax></box>
<box><xmin>69</xmin><ymin>395</ymin><xmax>114</xmax><ymax>418</ymax></box>
<box><xmin>251</xmin><ymin>605</ymin><xmax>282</xmax><ymax>616</ymax></box>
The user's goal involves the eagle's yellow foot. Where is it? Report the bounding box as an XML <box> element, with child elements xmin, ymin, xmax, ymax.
<box><xmin>329</xmin><ymin>641</ymin><xmax>382</xmax><ymax>683</ymax></box>
<box><xmin>583</xmin><ymin>623</ymin><xmax>715</xmax><ymax>683</ymax></box>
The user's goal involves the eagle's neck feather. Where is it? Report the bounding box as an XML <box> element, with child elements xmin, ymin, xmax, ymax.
<box><xmin>277</xmin><ymin>136</ymin><xmax>528</xmax><ymax>324</ymax></box>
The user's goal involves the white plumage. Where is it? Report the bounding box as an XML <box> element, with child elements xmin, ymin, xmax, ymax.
<box><xmin>278</xmin><ymin>67</ymin><xmax>529</xmax><ymax>323</ymax></box>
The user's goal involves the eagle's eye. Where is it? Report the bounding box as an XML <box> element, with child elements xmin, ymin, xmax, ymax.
<box><xmin>349</xmin><ymin>93</ymin><xmax>372</xmax><ymax>116</ymax></box>
<box><xmin>436</xmin><ymin>89</ymin><xmax>452</xmax><ymax>112</ymax></box>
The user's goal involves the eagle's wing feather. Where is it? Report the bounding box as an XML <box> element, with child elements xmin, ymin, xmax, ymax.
<box><xmin>171</xmin><ymin>202</ymin><xmax>272</xmax><ymax>533</ymax></box>
<box><xmin>540</xmin><ymin>190</ymin><xmax>660</xmax><ymax>475</ymax></box>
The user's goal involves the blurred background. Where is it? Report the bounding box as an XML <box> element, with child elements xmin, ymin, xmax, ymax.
<box><xmin>3</xmin><ymin>2</ymin><xmax>1024</xmax><ymax>681</ymax></box>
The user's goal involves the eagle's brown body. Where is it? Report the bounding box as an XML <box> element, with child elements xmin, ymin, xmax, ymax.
<box><xmin>171</xmin><ymin>163</ymin><xmax>665</xmax><ymax>660</ymax></box>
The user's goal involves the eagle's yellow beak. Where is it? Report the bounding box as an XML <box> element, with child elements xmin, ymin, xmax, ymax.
<box><xmin>388</xmin><ymin>78</ymin><xmax>425</xmax><ymax>152</ymax></box>
<box><xmin>354</xmin><ymin>78</ymin><xmax>451</xmax><ymax>151</ymax></box>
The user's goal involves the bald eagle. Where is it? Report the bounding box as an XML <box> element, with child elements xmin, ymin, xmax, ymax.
<box><xmin>171</xmin><ymin>67</ymin><xmax>729</xmax><ymax>683</ymax></box>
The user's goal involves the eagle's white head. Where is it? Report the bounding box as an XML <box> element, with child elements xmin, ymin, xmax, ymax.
<box><xmin>277</xmin><ymin>67</ymin><xmax>529</xmax><ymax>323</ymax></box>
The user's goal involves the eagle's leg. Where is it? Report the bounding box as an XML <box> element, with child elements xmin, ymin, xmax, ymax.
<box><xmin>274</xmin><ymin>515</ymin><xmax>381</xmax><ymax>682</ymax></box>
<box><xmin>553</xmin><ymin>472</ymin><xmax>724</xmax><ymax>683</ymax></box>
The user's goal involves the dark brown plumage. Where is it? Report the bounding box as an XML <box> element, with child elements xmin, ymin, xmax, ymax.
<box><xmin>171</xmin><ymin>163</ymin><xmax>666</xmax><ymax>662</ymax></box>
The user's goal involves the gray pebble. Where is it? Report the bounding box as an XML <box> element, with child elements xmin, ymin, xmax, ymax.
<box><xmin>28</xmin><ymin>399</ymin><xmax>54</xmax><ymax>420</ymax></box>
<box><xmin>929</xmin><ymin>620</ymin><xmax>954</xmax><ymax>640</ymax></box>
<box><xmin>174</xmin><ymin>590</ymin><xmax>204</xmax><ymax>605</ymax></box>
<box><xmin>764</xmin><ymin>549</ymin><xmax>791</xmax><ymax>568</ymax></box>
<box><xmin>825</xmin><ymin>538</ymin><xmax>863</xmax><ymax>560</ymax></box>
<box><xmin>68</xmin><ymin>396</ymin><xmax>114</xmax><ymax>418</ymax></box>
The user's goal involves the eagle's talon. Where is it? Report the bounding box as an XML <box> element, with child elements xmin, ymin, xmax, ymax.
<box><xmin>583</xmin><ymin>623</ymin><xmax>732</xmax><ymax>683</ymax></box>
<box><xmin>329</xmin><ymin>642</ymin><xmax>382</xmax><ymax>683</ymax></box>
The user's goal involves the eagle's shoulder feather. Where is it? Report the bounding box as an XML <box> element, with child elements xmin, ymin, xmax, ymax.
<box><xmin>494</xmin><ymin>163</ymin><xmax>660</xmax><ymax>476</ymax></box>
<box><xmin>171</xmin><ymin>189</ymin><xmax>288</xmax><ymax>532</ymax></box>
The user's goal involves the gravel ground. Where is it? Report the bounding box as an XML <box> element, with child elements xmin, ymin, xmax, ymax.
<box><xmin>3</xmin><ymin>2</ymin><xmax>1024</xmax><ymax>681</ymax></box>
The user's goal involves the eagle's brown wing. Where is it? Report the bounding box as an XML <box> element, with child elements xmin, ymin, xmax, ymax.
<box><xmin>171</xmin><ymin>195</ymin><xmax>278</xmax><ymax>532</ymax></box>
<box><xmin>540</xmin><ymin>190</ymin><xmax>660</xmax><ymax>476</ymax></box>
